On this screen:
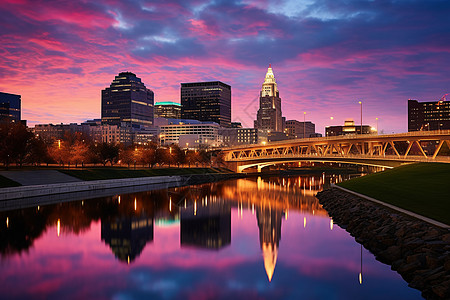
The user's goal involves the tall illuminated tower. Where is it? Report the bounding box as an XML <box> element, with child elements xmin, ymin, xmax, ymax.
<box><xmin>102</xmin><ymin>72</ymin><xmax>154</xmax><ymax>128</ymax></box>
<box><xmin>254</xmin><ymin>65</ymin><xmax>283</xmax><ymax>132</ymax></box>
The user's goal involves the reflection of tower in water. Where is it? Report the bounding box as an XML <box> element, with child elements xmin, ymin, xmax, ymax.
<box><xmin>180</xmin><ymin>199</ymin><xmax>231</xmax><ymax>250</ymax></box>
<box><xmin>256</xmin><ymin>206</ymin><xmax>282</xmax><ymax>282</ymax></box>
<box><xmin>101</xmin><ymin>214</ymin><xmax>154</xmax><ymax>264</ymax></box>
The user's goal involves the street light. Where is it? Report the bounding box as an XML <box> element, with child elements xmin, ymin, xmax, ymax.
<box><xmin>358</xmin><ymin>101</ymin><xmax>363</xmax><ymax>134</ymax></box>
<box><xmin>303</xmin><ymin>112</ymin><xmax>306</xmax><ymax>139</ymax></box>
<box><xmin>376</xmin><ymin>117</ymin><xmax>379</xmax><ymax>134</ymax></box>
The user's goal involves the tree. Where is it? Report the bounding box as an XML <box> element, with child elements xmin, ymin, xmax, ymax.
<box><xmin>119</xmin><ymin>146</ymin><xmax>136</xmax><ymax>168</ymax></box>
<box><xmin>27</xmin><ymin>138</ymin><xmax>52</xmax><ymax>165</ymax></box>
<box><xmin>0</xmin><ymin>122</ymin><xmax>34</xmax><ymax>167</ymax></box>
<box><xmin>169</xmin><ymin>144</ymin><xmax>185</xmax><ymax>167</ymax></box>
<box><xmin>139</xmin><ymin>147</ymin><xmax>156</xmax><ymax>168</ymax></box>
<box><xmin>95</xmin><ymin>143</ymin><xmax>120</xmax><ymax>166</ymax></box>
<box><xmin>155</xmin><ymin>147</ymin><xmax>169</xmax><ymax>166</ymax></box>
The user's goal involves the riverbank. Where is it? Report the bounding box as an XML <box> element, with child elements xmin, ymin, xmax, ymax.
<box><xmin>338</xmin><ymin>162</ymin><xmax>450</xmax><ymax>225</ymax></box>
<box><xmin>316</xmin><ymin>188</ymin><xmax>450</xmax><ymax>299</ymax></box>
<box><xmin>0</xmin><ymin>168</ymin><xmax>244</xmax><ymax>210</ymax></box>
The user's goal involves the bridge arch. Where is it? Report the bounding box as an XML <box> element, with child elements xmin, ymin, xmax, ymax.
<box><xmin>236</xmin><ymin>158</ymin><xmax>399</xmax><ymax>173</ymax></box>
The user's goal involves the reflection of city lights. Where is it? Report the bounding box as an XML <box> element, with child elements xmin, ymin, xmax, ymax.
<box><xmin>359</xmin><ymin>244</ymin><xmax>363</xmax><ymax>285</ymax></box>
<box><xmin>57</xmin><ymin>219</ymin><xmax>60</xmax><ymax>237</ymax></box>
<box><xmin>194</xmin><ymin>201</ymin><xmax>197</xmax><ymax>216</ymax></box>
<box><xmin>330</xmin><ymin>219</ymin><xmax>333</xmax><ymax>230</ymax></box>
<box><xmin>37</xmin><ymin>206</ymin><xmax>40</xmax><ymax>211</ymax></box>
<box><xmin>118</xmin><ymin>196</ymin><xmax>121</xmax><ymax>204</ymax></box>
<box><xmin>169</xmin><ymin>198</ymin><xmax>172</xmax><ymax>212</ymax></box>
<box><xmin>134</xmin><ymin>198</ymin><xmax>137</xmax><ymax>211</ymax></box>
<box><xmin>127</xmin><ymin>256</ymin><xmax>130</xmax><ymax>265</ymax></box>
<box><xmin>82</xmin><ymin>201</ymin><xmax>84</xmax><ymax>206</ymax></box>
<box><xmin>303</xmin><ymin>217</ymin><xmax>306</xmax><ymax>228</ymax></box>
<box><xmin>252</xmin><ymin>204</ymin><xmax>255</xmax><ymax>214</ymax></box>
<box><xmin>6</xmin><ymin>217</ymin><xmax>9</xmax><ymax>228</ymax></box>
<box><xmin>285</xmin><ymin>210</ymin><xmax>288</xmax><ymax>220</ymax></box>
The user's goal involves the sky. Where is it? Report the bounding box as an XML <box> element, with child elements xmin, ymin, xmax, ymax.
<box><xmin>0</xmin><ymin>0</ymin><xmax>449</xmax><ymax>134</ymax></box>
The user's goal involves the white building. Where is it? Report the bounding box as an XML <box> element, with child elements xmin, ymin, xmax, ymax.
<box><xmin>159</xmin><ymin>119</ymin><xmax>221</xmax><ymax>148</ymax></box>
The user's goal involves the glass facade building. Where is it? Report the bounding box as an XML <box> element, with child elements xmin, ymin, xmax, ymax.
<box><xmin>408</xmin><ymin>99</ymin><xmax>450</xmax><ymax>131</ymax></box>
<box><xmin>102</xmin><ymin>72</ymin><xmax>154</xmax><ymax>128</ymax></box>
<box><xmin>181</xmin><ymin>81</ymin><xmax>231</xmax><ymax>128</ymax></box>
<box><xmin>154</xmin><ymin>101</ymin><xmax>181</xmax><ymax>119</ymax></box>
<box><xmin>0</xmin><ymin>92</ymin><xmax>21</xmax><ymax>123</ymax></box>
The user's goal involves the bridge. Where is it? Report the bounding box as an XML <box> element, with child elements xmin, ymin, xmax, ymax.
<box><xmin>222</xmin><ymin>130</ymin><xmax>450</xmax><ymax>172</ymax></box>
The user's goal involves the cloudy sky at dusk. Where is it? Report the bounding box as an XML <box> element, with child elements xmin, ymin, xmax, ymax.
<box><xmin>1</xmin><ymin>0</ymin><xmax>449</xmax><ymax>133</ymax></box>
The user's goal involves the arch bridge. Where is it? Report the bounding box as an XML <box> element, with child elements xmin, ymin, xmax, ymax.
<box><xmin>222</xmin><ymin>130</ymin><xmax>450</xmax><ymax>173</ymax></box>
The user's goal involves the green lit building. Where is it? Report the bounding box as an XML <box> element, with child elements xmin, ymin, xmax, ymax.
<box><xmin>154</xmin><ymin>101</ymin><xmax>181</xmax><ymax>119</ymax></box>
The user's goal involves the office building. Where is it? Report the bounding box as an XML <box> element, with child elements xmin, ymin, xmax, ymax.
<box><xmin>154</xmin><ymin>101</ymin><xmax>181</xmax><ymax>119</ymax></box>
<box><xmin>181</xmin><ymin>81</ymin><xmax>231</xmax><ymax>128</ymax></box>
<box><xmin>254</xmin><ymin>65</ymin><xmax>283</xmax><ymax>133</ymax></box>
<box><xmin>102</xmin><ymin>72</ymin><xmax>154</xmax><ymax>128</ymax></box>
<box><xmin>159</xmin><ymin>119</ymin><xmax>221</xmax><ymax>148</ymax></box>
<box><xmin>0</xmin><ymin>92</ymin><xmax>21</xmax><ymax>123</ymax></box>
<box><xmin>285</xmin><ymin>120</ymin><xmax>315</xmax><ymax>139</ymax></box>
<box><xmin>325</xmin><ymin>119</ymin><xmax>375</xmax><ymax>137</ymax></box>
<box><xmin>408</xmin><ymin>99</ymin><xmax>450</xmax><ymax>131</ymax></box>
<box><xmin>220</xmin><ymin>127</ymin><xmax>258</xmax><ymax>146</ymax></box>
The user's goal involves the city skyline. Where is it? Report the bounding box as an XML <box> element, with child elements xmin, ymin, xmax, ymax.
<box><xmin>0</xmin><ymin>0</ymin><xmax>449</xmax><ymax>134</ymax></box>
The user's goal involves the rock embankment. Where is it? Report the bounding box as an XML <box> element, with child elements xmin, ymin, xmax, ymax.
<box><xmin>316</xmin><ymin>188</ymin><xmax>450</xmax><ymax>300</ymax></box>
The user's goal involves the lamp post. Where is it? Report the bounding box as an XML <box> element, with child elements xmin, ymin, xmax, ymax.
<box><xmin>359</xmin><ymin>101</ymin><xmax>363</xmax><ymax>134</ymax></box>
<box><xmin>376</xmin><ymin>117</ymin><xmax>379</xmax><ymax>134</ymax></box>
<box><xmin>303</xmin><ymin>112</ymin><xmax>306</xmax><ymax>139</ymax></box>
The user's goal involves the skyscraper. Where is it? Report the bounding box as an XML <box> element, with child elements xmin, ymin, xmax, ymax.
<box><xmin>0</xmin><ymin>92</ymin><xmax>21</xmax><ymax>123</ymax></box>
<box><xmin>102</xmin><ymin>72</ymin><xmax>154</xmax><ymax>128</ymax></box>
<box><xmin>254</xmin><ymin>65</ymin><xmax>283</xmax><ymax>133</ymax></box>
<box><xmin>408</xmin><ymin>99</ymin><xmax>450</xmax><ymax>131</ymax></box>
<box><xmin>181</xmin><ymin>81</ymin><xmax>231</xmax><ymax>128</ymax></box>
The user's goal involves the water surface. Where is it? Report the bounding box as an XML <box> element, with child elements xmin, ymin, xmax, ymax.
<box><xmin>0</xmin><ymin>174</ymin><xmax>421</xmax><ymax>299</ymax></box>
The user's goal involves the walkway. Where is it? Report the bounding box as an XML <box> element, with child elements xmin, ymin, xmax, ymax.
<box><xmin>0</xmin><ymin>170</ymin><xmax>82</xmax><ymax>186</ymax></box>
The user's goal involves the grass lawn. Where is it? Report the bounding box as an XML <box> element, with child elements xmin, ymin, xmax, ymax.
<box><xmin>60</xmin><ymin>167</ymin><xmax>232</xmax><ymax>181</ymax></box>
<box><xmin>0</xmin><ymin>175</ymin><xmax>21</xmax><ymax>188</ymax></box>
<box><xmin>338</xmin><ymin>162</ymin><xmax>450</xmax><ymax>225</ymax></box>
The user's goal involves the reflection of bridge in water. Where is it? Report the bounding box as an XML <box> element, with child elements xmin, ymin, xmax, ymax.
<box><xmin>0</xmin><ymin>175</ymin><xmax>339</xmax><ymax>280</ymax></box>
<box><xmin>222</xmin><ymin>131</ymin><xmax>450</xmax><ymax>172</ymax></box>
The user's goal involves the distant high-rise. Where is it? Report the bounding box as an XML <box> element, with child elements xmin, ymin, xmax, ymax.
<box><xmin>154</xmin><ymin>101</ymin><xmax>181</xmax><ymax>119</ymax></box>
<box><xmin>285</xmin><ymin>120</ymin><xmax>315</xmax><ymax>138</ymax></box>
<box><xmin>181</xmin><ymin>81</ymin><xmax>231</xmax><ymax>128</ymax></box>
<box><xmin>0</xmin><ymin>92</ymin><xmax>21</xmax><ymax>123</ymax></box>
<box><xmin>102</xmin><ymin>72</ymin><xmax>154</xmax><ymax>128</ymax></box>
<box><xmin>408</xmin><ymin>99</ymin><xmax>450</xmax><ymax>131</ymax></box>
<box><xmin>254</xmin><ymin>65</ymin><xmax>283</xmax><ymax>133</ymax></box>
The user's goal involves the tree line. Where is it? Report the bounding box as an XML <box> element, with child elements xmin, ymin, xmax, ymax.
<box><xmin>0</xmin><ymin>122</ymin><xmax>221</xmax><ymax>168</ymax></box>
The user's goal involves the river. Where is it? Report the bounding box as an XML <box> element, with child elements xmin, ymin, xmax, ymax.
<box><xmin>0</xmin><ymin>173</ymin><xmax>422</xmax><ymax>299</ymax></box>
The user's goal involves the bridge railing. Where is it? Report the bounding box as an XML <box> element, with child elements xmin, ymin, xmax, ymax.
<box><xmin>221</xmin><ymin>130</ymin><xmax>450</xmax><ymax>151</ymax></box>
<box><xmin>226</xmin><ymin>153</ymin><xmax>450</xmax><ymax>162</ymax></box>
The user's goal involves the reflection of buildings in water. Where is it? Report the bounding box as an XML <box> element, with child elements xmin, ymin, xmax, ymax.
<box><xmin>180</xmin><ymin>200</ymin><xmax>231</xmax><ymax>250</ymax></box>
<box><xmin>219</xmin><ymin>177</ymin><xmax>329</xmax><ymax>217</ymax></box>
<box><xmin>101</xmin><ymin>215</ymin><xmax>154</xmax><ymax>264</ymax></box>
<box><xmin>256</xmin><ymin>206</ymin><xmax>282</xmax><ymax>282</ymax></box>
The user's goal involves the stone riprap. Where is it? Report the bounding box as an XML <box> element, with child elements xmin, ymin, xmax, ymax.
<box><xmin>316</xmin><ymin>188</ymin><xmax>450</xmax><ymax>300</ymax></box>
